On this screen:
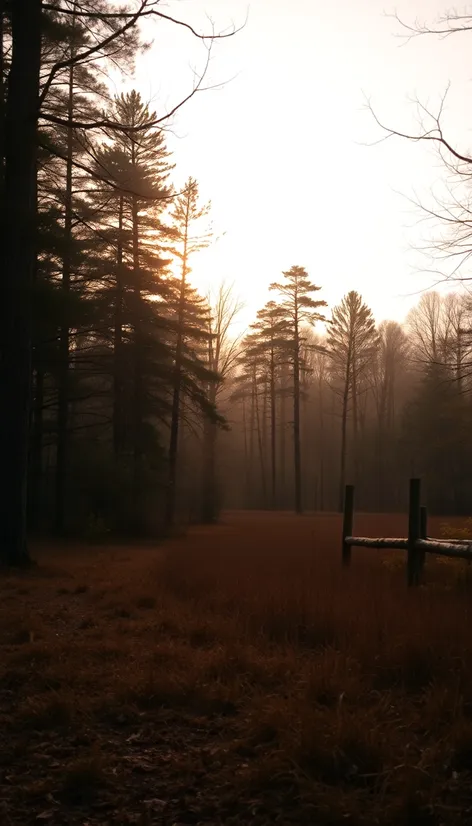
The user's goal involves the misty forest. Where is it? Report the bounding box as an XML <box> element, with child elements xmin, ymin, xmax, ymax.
<box><xmin>4</xmin><ymin>3</ymin><xmax>472</xmax><ymax>826</ymax></box>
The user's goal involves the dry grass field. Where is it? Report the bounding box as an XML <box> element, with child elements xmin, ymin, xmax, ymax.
<box><xmin>2</xmin><ymin>511</ymin><xmax>472</xmax><ymax>825</ymax></box>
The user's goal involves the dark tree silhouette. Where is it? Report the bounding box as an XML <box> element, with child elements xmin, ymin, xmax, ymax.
<box><xmin>0</xmin><ymin>2</ymin><xmax>239</xmax><ymax>560</ymax></box>
<box><xmin>327</xmin><ymin>291</ymin><xmax>378</xmax><ymax>512</ymax></box>
<box><xmin>244</xmin><ymin>302</ymin><xmax>288</xmax><ymax>507</ymax></box>
<box><xmin>0</xmin><ymin>0</ymin><xmax>42</xmax><ymax>565</ymax></box>
<box><xmin>165</xmin><ymin>177</ymin><xmax>211</xmax><ymax>527</ymax></box>
<box><xmin>270</xmin><ymin>266</ymin><xmax>326</xmax><ymax>514</ymax></box>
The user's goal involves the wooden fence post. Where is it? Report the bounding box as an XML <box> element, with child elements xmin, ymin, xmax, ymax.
<box><xmin>420</xmin><ymin>506</ymin><xmax>427</xmax><ymax>539</ymax></box>
<box><xmin>342</xmin><ymin>485</ymin><xmax>354</xmax><ymax>567</ymax></box>
<box><xmin>419</xmin><ymin>505</ymin><xmax>427</xmax><ymax>576</ymax></box>
<box><xmin>408</xmin><ymin>478</ymin><xmax>421</xmax><ymax>586</ymax></box>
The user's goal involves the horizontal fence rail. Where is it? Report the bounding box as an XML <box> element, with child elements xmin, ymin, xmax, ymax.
<box><xmin>416</xmin><ymin>539</ymin><xmax>472</xmax><ymax>562</ymax></box>
<box><xmin>431</xmin><ymin>538</ymin><xmax>472</xmax><ymax>546</ymax></box>
<box><xmin>345</xmin><ymin>537</ymin><xmax>408</xmax><ymax>550</ymax></box>
<box><xmin>342</xmin><ymin>478</ymin><xmax>472</xmax><ymax>585</ymax></box>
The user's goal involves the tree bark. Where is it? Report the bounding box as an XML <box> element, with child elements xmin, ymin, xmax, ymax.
<box><xmin>318</xmin><ymin>371</ymin><xmax>325</xmax><ymax>511</ymax></box>
<box><xmin>166</xmin><ymin>233</ymin><xmax>188</xmax><ymax>528</ymax></box>
<box><xmin>201</xmin><ymin>396</ymin><xmax>218</xmax><ymax>522</ymax></box>
<box><xmin>293</xmin><ymin>312</ymin><xmax>302</xmax><ymax>514</ymax></box>
<box><xmin>28</xmin><ymin>363</ymin><xmax>44</xmax><ymax>531</ymax></box>
<box><xmin>279</xmin><ymin>374</ymin><xmax>286</xmax><ymax>509</ymax></box>
<box><xmin>0</xmin><ymin>0</ymin><xmax>42</xmax><ymax>565</ymax></box>
<box><xmin>248</xmin><ymin>379</ymin><xmax>255</xmax><ymax>508</ymax></box>
<box><xmin>269</xmin><ymin>345</ymin><xmax>276</xmax><ymax>508</ymax></box>
<box><xmin>0</xmin><ymin>0</ymin><xmax>5</xmax><ymax>195</ymax></box>
<box><xmin>242</xmin><ymin>395</ymin><xmax>249</xmax><ymax>502</ymax></box>
<box><xmin>338</xmin><ymin>352</ymin><xmax>351</xmax><ymax>513</ymax></box>
<box><xmin>254</xmin><ymin>372</ymin><xmax>267</xmax><ymax>507</ymax></box>
<box><xmin>55</xmin><ymin>46</ymin><xmax>75</xmax><ymax>535</ymax></box>
<box><xmin>351</xmin><ymin>352</ymin><xmax>360</xmax><ymax>488</ymax></box>
<box><xmin>131</xmin><ymin>190</ymin><xmax>143</xmax><ymax>529</ymax></box>
<box><xmin>113</xmin><ymin>194</ymin><xmax>125</xmax><ymax>456</ymax></box>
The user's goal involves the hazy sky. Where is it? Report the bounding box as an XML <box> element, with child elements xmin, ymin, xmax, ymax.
<box><xmin>127</xmin><ymin>0</ymin><xmax>472</xmax><ymax>329</ymax></box>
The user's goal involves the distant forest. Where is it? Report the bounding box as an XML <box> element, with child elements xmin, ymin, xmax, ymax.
<box><xmin>2</xmin><ymin>2</ymin><xmax>471</xmax><ymax>566</ymax></box>
<box><xmin>226</xmin><ymin>287</ymin><xmax>472</xmax><ymax>519</ymax></box>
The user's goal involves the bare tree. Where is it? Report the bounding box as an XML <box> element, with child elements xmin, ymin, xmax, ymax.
<box><xmin>407</xmin><ymin>292</ymin><xmax>444</xmax><ymax>366</ymax></box>
<box><xmin>369</xmin><ymin>10</ymin><xmax>472</xmax><ymax>286</ymax></box>
<box><xmin>441</xmin><ymin>293</ymin><xmax>472</xmax><ymax>390</ymax></box>
<box><xmin>201</xmin><ymin>281</ymin><xmax>244</xmax><ymax>522</ymax></box>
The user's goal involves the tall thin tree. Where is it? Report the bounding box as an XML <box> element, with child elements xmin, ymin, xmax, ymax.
<box><xmin>166</xmin><ymin>177</ymin><xmax>210</xmax><ymax>527</ymax></box>
<box><xmin>327</xmin><ymin>291</ymin><xmax>378</xmax><ymax>511</ymax></box>
<box><xmin>270</xmin><ymin>266</ymin><xmax>326</xmax><ymax>514</ymax></box>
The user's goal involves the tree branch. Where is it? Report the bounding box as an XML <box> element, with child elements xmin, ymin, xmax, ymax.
<box><xmin>366</xmin><ymin>93</ymin><xmax>472</xmax><ymax>167</ymax></box>
<box><xmin>39</xmin><ymin>0</ymin><xmax>149</xmax><ymax>107</ymax></box>
<box><xmin>40</xmin><ymin>44</ymin><xmax>216</xmax><ymax>132</ymax></box>
<box><xmin>389</xmin><ymin>10</ymin><xmax>472</xmax><ymax>41</ymax></box>
<box><xmin>38</xmin><ymin>137</ymin><xmax>181</xmax><ymax>201</ymax></box>
<box><xmin>42</xmin><ymin>2</ymin><xmax>243</xmax><ymax>41</ymax></box>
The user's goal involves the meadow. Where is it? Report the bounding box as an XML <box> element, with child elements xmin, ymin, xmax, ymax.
<box><xmin>2</xmin><ymin>512</ymin><xmax>472</xmax><ymax>825</ymax></box>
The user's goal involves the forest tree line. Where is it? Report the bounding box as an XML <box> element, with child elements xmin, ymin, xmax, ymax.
<box><xmin>2</xmin><ymin>2</ymin><xmax>471</xmax><ymax>566</ymax></box>
<box><xmin>220</xmin><ymin>286</ymin><xmax>472</xmax><ymax>518</ymax></box>
<box><xmin>0</xmin><ymin>1</ymin><xmax>243</xmax><ymax>558</ymax></box>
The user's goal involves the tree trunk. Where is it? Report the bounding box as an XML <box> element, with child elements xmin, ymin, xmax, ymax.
<box><xmin>201</xmin><ymin>417</ymin><xmax>218</xmax><ymax>521</ymax></box>
<box><xmin>28</xmin><ymin>363</ymin><xmax>44</xmax><ymax>531</ymax></box>
<box><xmin>113</xmin><ymin>194</ymin><xmax>125</xmax><ymax>456</ymax></box>
<box><xmin>457</xmin><ymin>332</ymin><xmax>463</xmax><ymax>393</ymax></box>
<box><xmin>293</xmin><ymin>325</ymin><xmax>302</xmax><ymax>514</ymax></box>
<box><xmin>318</xmin><ymin>373</ymin><xmax>325</xmax><ymax>511</ymax></box>
<box><xmin>338</xmin><ymin>354</ymin><xmax>351</xmax><ymax>513</ymax></box>
<box><xmin>242</xmin><ymin>396</ymin><xmax>250</xmax><ymax>501</ymax></box>
<box><xmin>270</xmin><ymin>347</ymin><xmax>276</xmax><ymax>508</ymax></box>
<box><xmin>131</xmin><ymin>191</ymin><xmax>143</xmax><ymax>529</ymax></box>
<box><xmin>55</xmin><ymin>49</ymin><xmax>75</xmax><ymax>535</ymax></box>
<box><xmin>248</xmin><ymin>380</ymin><xmax>256</xmax><ymax>507</ymax></box>
<box><xmin>254</xmin><ymin>373</ymin><xmax>267</xmax><ymax>507</ymax></box>
<box><xmin>376</xmin><ymin>375</ymin><xmax>387</xmax><ymax>512</ymax></box>
<box><xmin>0</xmin><ymin>0</ymin><xmax>42</xmax><ymax>565</ymax></box>
<box><xmin>0</xmin><ymin>0</ymin><xmax>5</xmax><ymax>195</ymax></box>
<box><xmin>166</xmin><ymin>236</ymin><xmax>188</xmax><ymax>528</ymax></box>
<box><xmin>351</xmin><ymin>354</ymin><xmax>360</xmax><ymax>488</ymax></box>
<box><xmin>279</xmin><ymin>376</ymin><xmax>286</xmax><ymax>509</ymax></box>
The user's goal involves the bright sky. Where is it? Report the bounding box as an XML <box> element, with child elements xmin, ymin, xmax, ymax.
<box><xmin>128</xmin><ymin>0</ymin><xmax>472</xmax><ymax>329</ymax></box>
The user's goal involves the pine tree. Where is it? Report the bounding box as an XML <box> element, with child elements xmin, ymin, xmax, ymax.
<box><xmin>1</xmin><ymin>2</ymin><xmax>238</xmax><ymax>557</ymax></box>
<box><xmin>327</xmin><ymin>291</ymin><xmax>378</xmax><ymax>511</ymax></box>
<box><xmin>165</xmin><ymin>177</ymin><xmax>211</xmax><ymax>527</ymax></box>
<box><xmin>46</xmin><ymin>6</ymin><xmax>108</xmax><ymax>534</ymax></box>
<box><xmin>102</xmin><ymin>91</ymin><xmax>174</xmax><ymax>527</ymax></box>
<box><xmin>231</xmin><ymin>343</ymin><xmax>267</xmax><ymax>508</ymax></box>
<box><xmin>0</xmin><ymin>0</ymin><xmax>42</xmax><ymax>565</ymax></box>
<box><xmin>25</xmin><ymin>2</ymin><xmax>142</xmax><ymax>534</ymax></box>
<box><xmin>244</xmin><ymin>301</ymin><xmax>288</xmax><ymax>507</ymax></box>
<box><xmin>269</xmin><ymin>266</ymin><xmax>327</xmax><ymax>514</ymax></box>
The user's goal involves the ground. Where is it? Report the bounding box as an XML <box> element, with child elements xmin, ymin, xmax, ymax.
<box><xmin>2</xmin><ymin>511</ymin><xmax>472</xmax><ymax>825</ymax></box>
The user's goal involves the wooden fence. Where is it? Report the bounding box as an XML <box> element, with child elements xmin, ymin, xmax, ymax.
<box><xmin>342</xmin><ymin>478</ymin><xmax>472</xmax><ymax>586</ymax></box>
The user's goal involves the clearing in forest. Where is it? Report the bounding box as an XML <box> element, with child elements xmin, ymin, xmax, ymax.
<box><xmin>1</xmin><ymin>512</ymin><xmax>472</xmax><ymax>825</ymax></box>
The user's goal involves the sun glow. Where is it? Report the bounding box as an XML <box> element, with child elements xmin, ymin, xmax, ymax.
<box><xmin>135</xmin><ymin>0</ymin><xmax>472</xmax><ymax>326</ymax></box>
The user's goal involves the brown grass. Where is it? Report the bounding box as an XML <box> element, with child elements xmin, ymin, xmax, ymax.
<box><xmin>2</xmin><ymin>511</ymin><xmax>472</xmax><ymax>824</ymax></box>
